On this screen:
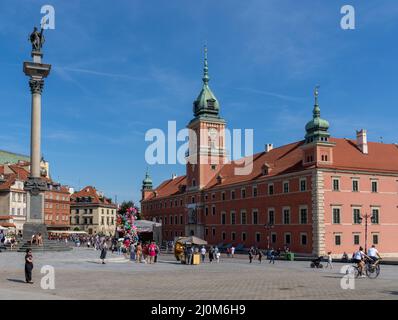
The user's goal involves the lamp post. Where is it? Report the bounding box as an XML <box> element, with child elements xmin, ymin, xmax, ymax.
<box><xmin>264</xmin><ymin>222</ymin><xmax>274</xmax><ymax>250</ymax></box>
<box><xmin>357</xmin><ymin>212</ymin><xmax>375</xmax><ymax>253</ymax></box>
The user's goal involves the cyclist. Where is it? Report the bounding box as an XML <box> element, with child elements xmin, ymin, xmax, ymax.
<box><xmin>353</xmin><ymin>246</ymin><xmax>369</xmax><ymax>277</ymax></box>
<box><xmin>367</xmin><ymin>245</ymin><xmax>381</xmax><ymax>263</ymax></box>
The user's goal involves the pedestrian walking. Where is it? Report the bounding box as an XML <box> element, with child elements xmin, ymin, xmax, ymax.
<box><xmin>148</xmin><ymin>241</ymin><xmax>156</xmax><ymax>264</ymax></box>
<box><xmin>249</xmin><ymin>250</ymin><xmax>253</xmax><ymax>263</ymax></box>
<box><xmin>100</xmin><ymin>241</ymin><xmax>108</xmax><ymax>264</ymax></box>
<box><xmin>200</xmin><ymin>246</ymin><xmax>206</xmax><ymax>262</ymax></box>
<box><xmin>326</xmin><ymin>251</ymin><xmax>333</xmax><ymax>269</ymax></box>
<box><xmin>24</xmin><ymin>249</ymin><xmax>34</xmax><ymax>284</ymax></box>
<box><xmin>258</xmin><ymin>249</ymin><xmax>263</xmax><ymax>263</ymax></box>
<box><xmin>136</xmin><ymin>242</ymin><xmax>142</xmax><ymax>263</ymax></box>
<box><xmin>130</xmin><ymin>243</ymin><xmax>136</xmax><ymax>261</ymax></box>
<box><xmin>154</xmin><ymin>243</ymin><xmax>160</xmax><ymax>263</ymax></box>
<box><xmin>209</xmin><ymin>246</ymin><xmax>214</xmax><ymax>263</ymax></box>
<box><xmin>231</xmin><ymin>246</ymin><xmax>235</xmax><ymax>258</ymax></box>
<box><xmin>216</xmin><ymin>251</ymin><xmax>221</xmax><ymax>263</ymax></box>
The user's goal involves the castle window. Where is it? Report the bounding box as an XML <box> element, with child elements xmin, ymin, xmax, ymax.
<box><xmin>332</xmin><ymin>178</ymin><xmax>340</xmax><ymax>191</ymax></box>
<box><xmin>352</xmin><ymin>180</ymin><xmax>359</xmax><ymax>192</ymax></box>
<box><xmin>268</xmin><ymin>184</ymin><xmax>274</xmax><ymax>195</ymax></box>
<box><xmin>283</xmin><ymin>208</ymin><xmax>291</xmax><ymax>224</ymax></box>
<box><xmin>255</xmin><ymin>233</ymin><xmax>261</xmax><ymax>242</ymax></box>
<box><xmin>371</xmin><ymin>180</ymin><xmax>378</xmax><ymax>193</ymax></box>
<box><xmin>221</xmin><ymin>192</ymin><xmax>226</xmax><ymax>201</ymax></box>
<box><xmin>231</xmin><ymin>190</ymin><xmax>235</xmax><ymax>200</ymax></box>
<box><xmin>253</xmin><ymin>186</ymin><xmax>258</xmax><ymax>197</ymax></box>
<box><xmin>192</xmin><ymin>179</ymin><xmax>196</xmax><ymax>187</ymax></box>
<box><xmin>230</xmin><ymin>211</ymin><xmax>236</xmax><ymax>225</ymax></box>
<box><xmin>283</xmin><ymin>181</ymin><xmax>289</xmax><ymax>193</ymax></box>
<box><xmin>221</xmin><ymin>212</ymin><xmax>226</xmax><ymax>225</ymax></box>
<box><xmin>241</xmin><ymin>189</ymin><xmax>246</xmax><ymax>199</ymax></box>
<box><xmin>300</xmin><ymin>179</ymin><xmax>307</xmax><ymax>191</ymax></box>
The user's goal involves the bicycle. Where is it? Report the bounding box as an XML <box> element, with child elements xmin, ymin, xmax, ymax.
<box><xmin>346</xmin><ymin>258</ymin><xmax>381</xmax><ymax>279</ymax></box>
<box><xmin>364</xmin><ymin>257</ymin><xmax>381</xmax><ymax>279</ymax></box>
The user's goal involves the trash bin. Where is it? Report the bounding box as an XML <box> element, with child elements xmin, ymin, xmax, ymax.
<box><xmin>286</xmin><ymin>252</ymin><xmax>294</xmax><ymax>261</ymax></box>
<box><xmin>193</xmin><ymin>253</ymin><xmax>201</xmax><ymax>265</ymax></box>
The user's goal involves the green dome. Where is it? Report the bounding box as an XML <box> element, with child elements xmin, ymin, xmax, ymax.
<box><xmin>305</xmin><ymin>117</ymin><xmax>329</xmax><ymax>132</ymax></box>
<box><xmin>142</xmin><ymin>170</ymin><xmax>152</xmax><ymax>190</ymax></box>
<box><xmin>193</xmin><ymin>46</ymin><xmax>221</xmax><ymax>118</ymax></box>
<box><xmin>304</xmin><ymin>87</ymin><xmax>331</xmax><ymax>143</ymax></box>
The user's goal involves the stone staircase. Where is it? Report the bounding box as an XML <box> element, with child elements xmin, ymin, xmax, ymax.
<box><xmin>0</xmin><ymin>238</ymin><xmax>73</xmax><ymax>252</ymax></box>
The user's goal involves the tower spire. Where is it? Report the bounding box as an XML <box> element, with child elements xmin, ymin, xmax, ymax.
<box><xmin>202</xmin><ymin>45</ymin><xmax>209</xmax><ymax>86</ymax></box>
<box><xmin>313</xmin><ymin>85</ymin><xmax>321</xmax><ymax>118</ymax></box>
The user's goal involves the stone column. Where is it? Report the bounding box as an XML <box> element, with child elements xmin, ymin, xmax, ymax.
<box><xmin>22</xmin><ymin>50</ymin><xmax>51</xmax><ymax>240</ymax></box>
<box><xmin>311</xmin><ymin>169</ymin><xmax>326</xmax><ymax>257</ymax></box>
<box><xmin>29</xmin><ymin>77</ymin><xmax>43</xmax><ymax>178</ymax></box>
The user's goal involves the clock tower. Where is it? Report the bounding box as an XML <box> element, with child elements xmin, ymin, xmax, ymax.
<box><xmin>186</xmin><ymin>47</ymin><xmax>227</xmax><ymax>190</ymax></box>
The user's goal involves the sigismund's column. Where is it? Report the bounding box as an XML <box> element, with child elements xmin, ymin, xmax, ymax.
<box><xmin>22</xmin><ymin>26</ymin><xmax>51</xmax><ymax>241</ymax></box>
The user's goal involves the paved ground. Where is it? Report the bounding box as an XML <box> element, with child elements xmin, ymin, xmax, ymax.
<box><xmin>0</xmin><ymin>248</ymin><xmax>397</xmax><ymax>300</ymax></box>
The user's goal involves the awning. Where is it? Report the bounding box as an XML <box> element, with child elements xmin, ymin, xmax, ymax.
<box><xmin>48</xmin><ymin>230</ymin><xmax>88</xmax><ymax>234</ymax></box>
<box><xmin>0</xmin><ymin>222</ymin><xmax>16</xmax><ymax>228</ymax></box>
<box><xmin>176</xmin><ymin>236</ymin><xmax>207</xmax><ymax>245</ymax></box>
<box><xmin>0</xmin><ymin>225</ymin><xmax>8</xmax><ymax>230</ymax></box>
<box><xmin>134</xmin><ymin>220</ymin><xmax>161</xmax><ymax>233</ymax></box>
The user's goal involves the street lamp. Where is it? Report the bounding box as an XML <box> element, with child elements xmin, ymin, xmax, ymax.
<box><xmin>357</xmin><ymin>212</ymin><xmax>376</xmax><ymax>253</ymax></box>
<box><xmin>264</xmin><ymin>222</ymin><xmax>274</xmax><ymax>250</ymax></box>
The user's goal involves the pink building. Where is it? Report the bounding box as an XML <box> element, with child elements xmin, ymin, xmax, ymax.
<box><xmin>141</xmin><ymin>54</ymin><xmax>398</xmax><ymax>257</ymax></box>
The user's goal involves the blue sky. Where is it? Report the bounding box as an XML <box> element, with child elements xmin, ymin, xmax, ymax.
<box><xmin>1</xmin><ymin>0</ymin><xmax>398</xmax><ymax>204</ymax></box>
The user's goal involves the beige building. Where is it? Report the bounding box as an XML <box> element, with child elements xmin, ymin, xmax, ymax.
<box><xmin>70</xmin><ymin>186</ymin><xmax>117</xmax><ymax>236</ymax></box>
<box><xmin>0</xmin><ymin>174</ymin><xmax>27</xmax><ymax>232</ymax></box>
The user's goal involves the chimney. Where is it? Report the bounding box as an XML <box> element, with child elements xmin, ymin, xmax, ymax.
<box><xmin>265</xmin><ymin>143</ymin><xmax>273</xmax><ymax>153</ymax></box>
<box><xmin>356</xmin><ymin>129</ymin><xmax>368</xmax><ymax>154</ymax></box>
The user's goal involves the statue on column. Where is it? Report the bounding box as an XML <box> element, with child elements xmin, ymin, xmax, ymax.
<box><xmin>29</xmin><ymin>27</ymin><xmax>45</xmax><ymax>52</ymax></box>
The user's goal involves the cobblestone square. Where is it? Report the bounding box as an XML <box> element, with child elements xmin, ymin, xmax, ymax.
<box><xmin>1</xmin><ymin>248</ymin><xmax>397</xmax><ymax>300</ymax></box>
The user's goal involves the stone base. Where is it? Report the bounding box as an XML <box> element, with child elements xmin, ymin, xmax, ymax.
<box><xmin>23</xmin><ymin>222</ymin><xmax>48</xmax><ymax>242</ymax></box>
<box><xmin>185</xmin><ymin>224</ymin><xmax>204</xmax><ymax>239</ymax></box>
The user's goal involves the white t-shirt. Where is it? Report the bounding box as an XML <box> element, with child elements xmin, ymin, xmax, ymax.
<box><xmin>200</xmin><ymin>248</ymin><xmax>206</xmax><ymax>255</ymax></box>
<box><xmin>231</xmin><ymin>247</ymin><xmax>235</xmax><ymax>254</ymax></box>
<box><xmin>368</xmin><ymin>247</ymin><xmax>378</xmax><ymax>257</ymax></box>
<box><xmin>354</xmin><ymin>250</ymin><xmax>364</xmax><ymax>260</ymax></box>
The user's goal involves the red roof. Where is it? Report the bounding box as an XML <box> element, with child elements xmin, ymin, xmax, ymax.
<box><xmin>146</xmin><ymin>138</ymin><xmax>398</xmax><ymax>200</ymax></box>
<box><xmin>71</xmin><ymin>186</ymin><xmax>116</xmax><ymax>206</ymax></box>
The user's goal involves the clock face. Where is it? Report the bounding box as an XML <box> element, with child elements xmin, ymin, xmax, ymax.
<box><xmin>208</xmin><ymin>128</ymin><xmax>218</xmax><ymax>140</ymax></box>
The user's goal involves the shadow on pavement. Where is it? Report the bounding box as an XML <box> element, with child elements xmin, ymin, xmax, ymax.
<box><xmin>7</xmin><ymin>279</ymin><xmax>27</xmax><ymax>284</ymax></box>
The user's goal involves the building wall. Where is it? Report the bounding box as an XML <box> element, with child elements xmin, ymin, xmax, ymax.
<box><xmin>70</xmin><ymin>205</ymin><xmax>117</xmax><ymax>236</ymax></box>
<box><xmin>323</xmin><ymin>170</ymin><xmax>398</xmax><ymax>256</ymax></box>
<box><xmin>44</xmin><ymin>189</ymin><xmax>70</xmax><ymax>227</ymax></box>
<box><xmin>0</xmin><ymin>180</ymin><xmax>27</xmax><ymax>232</ymax></box>
<box><xmin>143</xmin><ymin>172</ymin><xmax>314</xmax><ymax>253</ymax></box>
